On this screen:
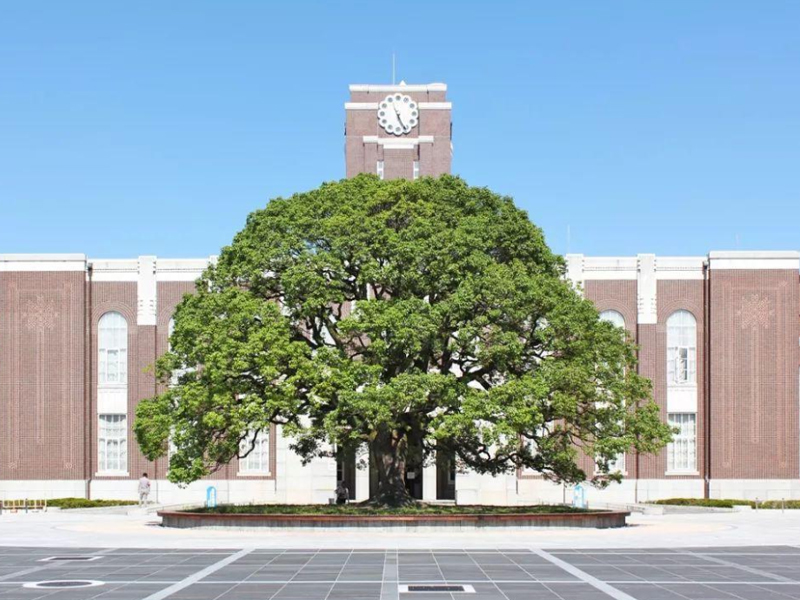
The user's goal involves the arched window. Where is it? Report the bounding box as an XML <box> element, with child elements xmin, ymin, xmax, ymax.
<box><xmin>98</xmin><ymin>312</ymin><xmax>128</xmax><ymax>385</ymax></box>
<box><xmin>596</xmin><ymin>310</ymin><xmax>627</xmax><ymax>474</ymax></box>
<box><xmin>98</xmin><ymin>311</ymin><xmax>128</xmax><ymax>474</ymax></box>
<box><xmin>667</xmin><ymin>310</ymin><xmax>697</xmax><ymax>385</ymax></box>
<box><xmin>599</xmin><ymin>310</ymin><xmax>625</xmax><ymax>330</ymax></box>
<box><xmin>168</xmin><ymin>317</ymin><xmax>175</xmax><ymax>353</ymax></box>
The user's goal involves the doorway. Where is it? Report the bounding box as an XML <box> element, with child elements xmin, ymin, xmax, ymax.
<box><xmin>436</xmin><ymin>449</ymin><xmax>456</xmax><ymax>500</ymax></box>
<box><xmin>336</xmin><ymin>447</ymin><xmax>357</xmax><ymax>501</ymax></box>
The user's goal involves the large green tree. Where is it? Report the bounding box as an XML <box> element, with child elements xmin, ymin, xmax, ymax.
<box><xmin>135</xmin><ymin>175</ymin><xmax>672</xmax><ymax>506</ymax></box>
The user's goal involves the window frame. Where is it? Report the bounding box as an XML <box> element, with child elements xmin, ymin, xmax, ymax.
<box><xmin>97</xmin><ymin>413</ymin><xmax>129</xmax><ymax>476</ymax></box>
<box><xmin>666</xmin><ymin>412</ymin><xmax>698</xmax><ymax>474</ymax></box>
<box><xmin>98</xmin><ymin>312</ymin><xmax>128</xmax><ymax>386</ymax></box>
<box><xmin>238</xmin><ymin>429</ymin><xmax>271</xmax><ymax>476</ymax></box>
<box><xmin>667</xmin><ymin>310</ymin><xmax>697</xmax><ymax>386</ymax></box>
<box><xmin>595</xmin><ymin>310</ymin><xmax>627</xmax><ymax>475</ymax></box>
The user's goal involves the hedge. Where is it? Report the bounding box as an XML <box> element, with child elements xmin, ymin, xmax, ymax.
<box><xmin>652</xmin><ymin>498</ymin><xmax>800</xmax><ymax>509</ymax></box>
<box><xmin>46</xmin><ymin>498</ymin><xmax>137</xmax><ymax>509</ymax></box>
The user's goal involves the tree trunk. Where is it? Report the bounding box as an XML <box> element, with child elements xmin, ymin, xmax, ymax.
<box><xmin>369</xmin><ymin>429</ymin><xmax>415</xmax><ymax>507</ymax></box>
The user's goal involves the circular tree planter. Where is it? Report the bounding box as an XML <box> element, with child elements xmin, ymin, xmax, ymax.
<box><xmin>158</xmin><ymin>508</ymin><xmax>629</xmax><ymax>530</ymax></box>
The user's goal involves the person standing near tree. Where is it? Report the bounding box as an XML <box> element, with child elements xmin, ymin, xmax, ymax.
<box><xmin>138</xmin><ymin>473</ymin><xmax>151</xmax><ymax>507</ymax></box>
<box><xmin>335</xmin><ymin>481</ymin><xmax>349</xmax><ymax>505</ymax></box>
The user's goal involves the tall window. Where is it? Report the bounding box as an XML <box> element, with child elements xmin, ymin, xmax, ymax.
<box><xmin>598</xmin><ymin>310</ymin><xmax>626</xmax><ymax>473</ymax></box>
<box><xmin>239</xmin><ymin>430</ymin><xmax>270</xmax><ymax>474</ymax></box>
<box><xmin>98</xmin><ymin>312</ymin><xmax>127</xmax><ymax>385</ymax></box>
<box><xmin>168</xmin><ymin>317</ymin><xmax>183</xmax><ymax>386</ymax></box>
<box><xmin>376</xmin><ymin>160</ymin><xmax>385</xmax><ymax>180</ymax></box>
<box><xmin>168</xmin><ymin>317</ymin><xmax>175</xmax><ymax>352</ymax></box>
<box><xmin>413</xmin><ymin>160</ymin><xmax>420</xmax><ymax>180</ymax></box>
<box><xmin>98</xmin><ymin>414</ymin><xmax>127</xmax><ymax>473</ymax></box>
<box><xmin>98</xmin><ymin>312</ymin><xmax>128</xmax><ymax>474</ymax></box>
<box><xmin>599</xmin><ymin>310</ymin><xmax>625</xmax><ymax>330</ymax></box>
<box><xmin>667</xmin><ymin>413</ymin><xmax>697</xmax><ymax>472</ymax></box>
<box><xmin>667</xmin><ymin>310</ymin><xmax>697</xmax><ymax>385</ymax></box>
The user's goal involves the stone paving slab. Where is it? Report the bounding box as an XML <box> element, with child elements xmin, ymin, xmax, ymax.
<box><xmin>0</xmin><ymin>547</ymin><xmax>799</xmax><ymax>599</ymax></box>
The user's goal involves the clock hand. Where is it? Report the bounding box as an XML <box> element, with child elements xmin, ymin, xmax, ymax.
<box><xmin>393</xmin><ymin>103</ymin><xmax>405</xmax><ymax>129</ymax></box>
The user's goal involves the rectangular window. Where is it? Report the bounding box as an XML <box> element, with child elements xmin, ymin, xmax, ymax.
<box><xmin>595</xmin><ymin>452</ymin><xmax>626</xmax><ymax>475</ymax></box>
<box><xmin>239</xmin><ymin>430</ymin><xmax>270</xmax><ymax>474</ymax></box>
<box><xmin>413</xmin><ymin>160</ymin><xmax>420</xmax><ymax>180</ymax></box>
<box><xmin>667</xmin><ymin>413</ymin><xmax>697</xmax><ymax>473</ymax></box>
<box><xmin>668</xmin><ymin>347</ymin><xmax>696</xmax><ymax>384</ymax></box>
<box><xmin>376</xmin><ymin>160</ymin><xmax>385</xmax><ymax>180</ymax></box>
<box><xmin>608</xmin><ymin>453</ymin><xmax>625</xmax><ymax>474</ymax></box>
<box><xmin>99</xmin><ymin>347</ymin><xmax>127</xmax><ymax>385</ymax></box>
<box><xmin>98</xmin><ymin>414</ymin><xmax>127</xmax><ymax>474</ymax></box>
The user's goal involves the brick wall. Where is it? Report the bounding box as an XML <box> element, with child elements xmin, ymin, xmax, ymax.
<box><xmin>710</xmin><ymin>269</ymin><xmax>800</xmax><ymax>479</ymax></box>
<box><xmin>0</xmin><ymin>271</ymin><xmax>86</xmax><ymax>482</ymax></box>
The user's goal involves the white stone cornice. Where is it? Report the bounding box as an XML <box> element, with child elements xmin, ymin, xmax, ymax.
<box><xmin>361</xmin><ymin>135</ymin><xmax>435</xmax><ymax>149</ymax></box>
<box><xmin>349</xmin><ymin>83</ymin><xmax>447</xmax><ymax>93</ymax></box>
<box><xmin>708</xmin><ymin>251</ymin><xmax>800</xmax><ymax>270</ymax></box>
<box><xmin>582</xmin><ymin>257</ymin><xmax>638</xmax><ymax>281</ymax></box>
<box><xmin>655</xmin><ymin>256</ymin><xmax>706</xmax><ymax>280</ymax></box>
<box><xmin>0</xmin><ymin>254</ymin><xmax>87</xmax><ymax>272</ymax></box>
<box><xmin>345</xmin><ymin>102</ymin><xmax>451</xmax><ymax>110</ymax></box>
<box><xmin>89</xmin><ymin>259</ymin><xmax>138</xmax><ymax>281</ymax></box>
<box><xmin>155</xmin><ymin>258</ymin><xmax>212</xmax><ymax>282</ymax></box>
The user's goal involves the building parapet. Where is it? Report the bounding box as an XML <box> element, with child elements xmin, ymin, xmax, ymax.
<box><xmin>708</xmin><ymin>251</ymin><xmax>800</xmax><ymax>270</ymax></box>
<box><xmin>349</xmin><ymin>83</ymin><xmax>447</xmax><ymax>93</ymax></box>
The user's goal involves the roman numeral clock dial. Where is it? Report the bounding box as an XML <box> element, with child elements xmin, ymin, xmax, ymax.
<box><xmin>377</xmin><ymin>94</ymin><xmax>418</xmax><ymax>135</ymax></box>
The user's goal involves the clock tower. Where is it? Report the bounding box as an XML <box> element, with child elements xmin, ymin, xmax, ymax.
<box><xmin>345</xmin><ymin>82</ymin><xmax>452</xmax><ymax>180</ymax></box>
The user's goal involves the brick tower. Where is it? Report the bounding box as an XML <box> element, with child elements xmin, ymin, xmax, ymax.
<box><xmin>344</xmin><ymin>82</ymin><xmax>452</xmax><ymax>180</ymax></box>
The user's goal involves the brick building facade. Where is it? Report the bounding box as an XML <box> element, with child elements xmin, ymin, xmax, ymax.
<box><xmin>1</xmin><ymin>83</ymin><xmax>798</xmax><ymax>504</ymax></box>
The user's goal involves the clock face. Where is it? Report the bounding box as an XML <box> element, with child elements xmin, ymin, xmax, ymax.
<box><xmin>377</xmin><ymin>94</ymin><xmax>418</xmax><ymax>135</ymax></box>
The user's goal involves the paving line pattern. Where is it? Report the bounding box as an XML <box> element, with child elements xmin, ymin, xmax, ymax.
<box><xmin>688</xmin><ymin>550</ymin><xmax>795</xmax><ymax>583</ymax></box>
<box><xmin>380</xmin><ymin>549</ymin><xmax>398</xmax><ymax>600</ymax></box>
<box><xmin>531</xmin><ymin>548</ymin><xmax>640</xmax><ymax>600</ymax></box>
<box><xmin>139</xmin><ymin>547</ymin><xmax>254</xmax><ymax>600</ymax></box>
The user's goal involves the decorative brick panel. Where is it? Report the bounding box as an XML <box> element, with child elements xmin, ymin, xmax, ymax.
<box><xmin>0</xmin><ymin>271</ymin><xmax>86</xmax><ymax>481</ymax></box>
<box><xmin>710</xmin><ymin>270</ymin><xmax>800</xmax><ymax>479</ymax></box>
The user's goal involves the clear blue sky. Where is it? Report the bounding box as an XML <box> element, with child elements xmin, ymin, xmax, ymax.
<box><xmin>2</xmin><ymin>2</ymin><xmax>798</xmax><ymax>258</ymax></box>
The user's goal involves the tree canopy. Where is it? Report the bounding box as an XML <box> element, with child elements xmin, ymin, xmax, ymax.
<box><xmin>135</xmin><ymin>174</ymin><xmax>672</xmax><ymax>505</ymax></box>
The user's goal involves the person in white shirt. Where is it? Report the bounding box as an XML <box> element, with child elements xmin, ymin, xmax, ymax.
<box><xmin>138</xmin><ymin>473</ymin><xmax>151</xmax><ymax>507</ymax></box>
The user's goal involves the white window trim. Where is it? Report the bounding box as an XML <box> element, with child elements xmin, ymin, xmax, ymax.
<box><xmin>238</xmin><ymin>430</ymin><xmax>271</xmax><ymax>475</ymax></box>
<box><xmin>667</xmin><ymin>310</ymin><xmax>697</xmax><ymax>386</ymax></box>
<box><xmin>666</xmin><ymin>412</ymin><xmax>697</xmax><ymax>474</ymax></box>
<box><xmin>594</xmin><ymin>460</ymin><xmax>627</xmax><ymax>478</ymax></box>
<box><xmin>97</xmin><ymin>413</ymin><xmax>128</xmax><ymax>476</ymax></box>
<box><xmin>98</xmin><ymin>312</ymin><xmax>128</xmax><ymax>386</ymax></box>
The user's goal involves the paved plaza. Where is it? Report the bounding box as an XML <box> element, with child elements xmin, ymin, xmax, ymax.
<box><xmin>2</xmin><ymin>511</ymin><xmax>800</xmax><ymax>599</ymax></box>
<box><xmin>2</xmin><ymin>546</ymin><xmax>800</xmax><ymax>600</ymax></box>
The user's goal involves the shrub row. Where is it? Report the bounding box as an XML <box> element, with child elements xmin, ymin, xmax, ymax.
<box><xmin>46</xmin><ymin>498</ymin><xmax>137</xmax><ymax>509</ymax></box>
<box><xmin>652</xmin><ymin>498</ymin><xmax>800</xmax><ymax>509</ymax></box>
<box><xmin>191</xmin><ymin>503</ymin><xmax>588</xmax><ymax>516</ymax></box>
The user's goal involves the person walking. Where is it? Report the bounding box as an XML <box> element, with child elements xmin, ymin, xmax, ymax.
<box><xmin>138</xmin><ymin>473</ymin><xmax>151</xmax><ymax>508</ymax></box>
